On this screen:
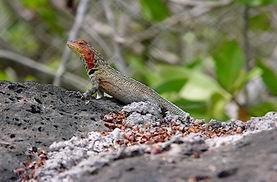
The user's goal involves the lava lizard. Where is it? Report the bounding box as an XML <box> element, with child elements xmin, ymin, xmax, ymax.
<box><xmin>67</xmin><ymin>40</ymin><xmax>188</xmax><ymax>116</ymax></box>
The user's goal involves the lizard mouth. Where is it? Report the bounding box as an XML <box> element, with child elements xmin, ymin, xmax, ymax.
<box><xmin>67</xmin><ymin>41</ymin><xmax>83</xmax><ymax>58</ymax></box>
<box><xmin>66</xmin><ymin>40</ymin><xmax>75</xmax><ymax>49</ymax></box>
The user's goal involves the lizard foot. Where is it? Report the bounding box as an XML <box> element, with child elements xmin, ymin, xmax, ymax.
<box><xmin>67</xmin><ymin>91</ymin><xmax>85</xmax><ymax>98</ymax></box>
<box><xmin>72</xmin><ymin>91</ymin><xmax>95</xmax><ymax>100</ymax></box>
<box><xmin>81</xmin><ymin>92</ymin><xmax>96</xmax><ymax>100</ymax></box>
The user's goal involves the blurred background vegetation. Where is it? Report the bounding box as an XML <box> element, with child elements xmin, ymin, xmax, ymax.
<box><xmin>0</xmin><ymin>0</ymin><xmax>276</xmax><ymax>121</ymax></box>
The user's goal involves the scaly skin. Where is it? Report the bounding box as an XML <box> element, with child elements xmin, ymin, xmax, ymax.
<box><xmin>67</xmin><ymin>40</ymin><xmax>188</xmax><ymax>116</ymax></box>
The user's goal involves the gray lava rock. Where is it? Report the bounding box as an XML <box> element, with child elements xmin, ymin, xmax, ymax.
<box><xmin>77</xmin><ymin>128</ymin><xmax>277</xmax><ymax>182</ymax></box>
<box><xmin>0</xmin><ymin>81</ymin><xmax>276</xmax><ymax>182</ymax></box>
<box><xmin>122</xmin><ymin>101</ymin><xmax>162</xmax><ymax>127</ymax></box>
<box><xmin>247</xmin><ymin>112</ymin><xmax>277</xmax><ymax>131</ymax></box>
<box><xmin>0</xmin><ymin>81</ymin><xmax>121</xmax><ymax>182</ymax></box>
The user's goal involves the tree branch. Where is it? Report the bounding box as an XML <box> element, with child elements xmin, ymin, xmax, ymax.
<box><xmin>126</xmin><ymin>0</ymin><xmax>232</xmax><ymax>46</ymax></box>
<box><xmin>0</xmin><ymin>50</ymin><xmax>90</xmax><ymax>90</ymax></box>
<box><xmin>101</xmin><ymin>0</ymin><xmax>128</xmax><ymax>75</ymax></box>
<box><xmin>243</xmin><ymin>6</ymin><xmax>251</xmax><ymax>71</ymax></box>
<box><xmin>82</xmin><ymin>17</ymin><xmax>113</xmax><ymax>56</ymax></box>
<box><xmin>53</xmin><ymin>0</ymin><xmax>90</xmax><ymax>86</ymax></box>
<box><xmin>242</xmin><ymin>5</ymin><xmax>251</xmax><ymax>107</ymax></box>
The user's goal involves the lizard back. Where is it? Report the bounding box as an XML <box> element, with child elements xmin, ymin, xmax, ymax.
<box><xmin>97</xmin><ymin>65</ymin><xmax>187</xmax><ymax>116</ymax></box>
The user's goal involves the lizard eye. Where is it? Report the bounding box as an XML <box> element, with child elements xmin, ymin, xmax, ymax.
<box><xmin>78</xmin><ymin>40</ymin><xmax>88</xmax><ymax>45</ymax></box>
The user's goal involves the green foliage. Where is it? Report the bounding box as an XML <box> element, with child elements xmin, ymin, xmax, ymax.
<box><xmin>174</xmin><ymin>99</ymin><xmax>207</xmax><ymax>119</ymax></box>
<box><xmin>212</xmin><ymin>40</ymin><xmax>245</xmax><ymax>94</ymax></box>
<box><xmin>257</xmin><ymin>60</ymin><xmax>277</xmax><ymax>95</ymax></box>
<box><xmin>179</xmin><ymin>68</ymin><xmax>230</xmax><ymax>120</ymax></box>
<box><xmin>6</xmin><ymin>23</ymin><xmax>38</xmax><ymax>54</ymax></box>
<box><xmin>180</xmin><ymin>70</ymin><xmax>227</xmax><ymax>101</ymax></box>
<box><xmin>186</xmin><ymin>58</ymin><xmax>204</xmax><ymax>70</ymax></box>
<box><xmin>155</xmin><ymin>78</ymin><xmax>188</xmax><ymax>94</ymax></box>
<box><xmin>249</xmin><ymin>14</ymin><xmax>271</xmax><ymax>31</ymax></box>
<box><xmin>24</xmin><ymin>75</ymin><xmax>36</xmax><ymax>81</ymax></box>
<box><xmin>237</xmin><ymin>0</ymin><xmax>277</xmax><ymax>6</ymax></box>
<box><xmin>139</xmin><ymin>0</ymin><xmax>170</xmax><ymax>22</ymax></box>
<box><xmin>208</xmin><ymin>93</ymin><xmax>229</xmax><ymax>120</ymax></box>
<box><xmin>150</xmin><ymin>40</ymin><xmax>272</xmax><ymax>120</ymax></box>
<box><xmin>250</xmin><ymin>102</ymin><xmax>277</xmax><ymax>116</ymax></box>
<box><xmin>1</xmin><ymin>0</ymin><xmax>276</xmax><ymax>121</ymax></box>
<box><xmin>0</xmin><ymin>71</ymin><xmax>10</xmax><ymax>81</ymax></box>
<box><xmin>21</xmin><ymin>0</ymin><xmax>63</xmax><ymax>34</ymax></box>
<box><xmin>149</xmin><ymin>63</ymin><xmax>231</xmax><ymax>120</ymax></box>
<box><xmin>128</xmin><ymin>54</ymin><xmax>159</xmax><ymax>85</ymax></box>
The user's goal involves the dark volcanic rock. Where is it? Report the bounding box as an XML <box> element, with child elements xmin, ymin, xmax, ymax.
<box><xmin>0</xmin><ymin>81</ymin><xmax>121</xmax><ymax>182</ymax></box>
<box><xmin>0</xmin><ymin>81</ymin><xmax>276</xmax><ymax>182</ymax></box>
<box><xmin>84</xmin><ymin>128</ymin><xmax>277</xmax><ymax>182</ymax></box>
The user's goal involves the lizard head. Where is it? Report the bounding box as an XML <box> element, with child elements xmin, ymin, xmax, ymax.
<box><xmin>67</xmin><ymin>39</ymin><xmax>108</xmax><ymax>72</ymax></box>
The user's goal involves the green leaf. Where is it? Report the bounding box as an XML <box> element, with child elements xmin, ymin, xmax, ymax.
<box><xmin>257</xmin><ymin>60</ymin><xmax>277</xmax><ymax>95</ymax></box>
<box><xmin>155</xmin><ymin>78</ymin><xmax>187</xmax><ymax>94</ymax></box>
<box><xmin>208</xmin><ymin>92</ymin><xmax>229</xmax><ymax>120</ymax></box>
<box><xmin>0</xmin><ymin>71</ymin><xmax>9</xmax><ymax>81</ymax></box>
<box><xmin>156</xmin><ymin>64</ymin><xmax>189</xmax><ymax>80</ymax></box>
<box><xmin>7</xmin><ymin>23</ymin><xmax>38</xmax><ymax>54</ymax></box>
<box><xmin>24</xmin><ymin>75</ymin><xmax>35</xmax><ymax>81</ymax></box>
<box><xmin>212</xmin><ymin>40</ymin><xmax>245</xmax><ymax>93</ymax></box>
<box><xmin>246</xmin><ymin>67</ymin><xmax>262</xmax><ymax>81</ymax></box>
<box><xmin>249</xmin><ymin>102</ymin><xmax>277</xmax><ymax>116</ymax></box>
<box><xmin>180</xmin><ymin>69</ymin><xmax>229</xmax><ymax>101</ymax></box>
<box><xmin>174</xmin><ymin>99</ymin><xmax>207</xmax><ymax>119</ymax></box>
<box><xmin>21</xmin><ymin>0</ymin><xmax>63</xmax><ymax>34</ymax></box>
<box><xmin>237</xmin><ymin>0</ymin><xmax>277</xmax><ymax>6</ymax></box>
<box><xmin>139</xmin><ymin>0</ymin><xmax>170</xmax><ymax>22</ymax></box>
<box><xmin>249</xmin><ymin>14</ymin><xmax>271</xmax><ymax>31</ymax></box>
<box><xmin>155</xmin><ymin>64</ymin><xmax>229</xmax><ymax>102</ymax></box>
<box><xmin>186</xmin><ymin>58</ymin><xmax>204</xmax><ymax>70</ymax></box>
<box><xmin>128</xmin><ymin>54</ymin><xmax>158</xmax><ymax>86</ymax></box>
<box><xmin>231</xmin><ymin>67</ymin><xmax>262</xmax><ymax>95</ymax></box>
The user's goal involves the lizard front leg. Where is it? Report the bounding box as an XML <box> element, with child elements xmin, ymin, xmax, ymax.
<box><xmin>96</xmin><ymin>90</ymin><xmax>104</xmax><ymax>99</ymax></box>
<box><xmin>82</xmin><ymin>75</ymin><xmax>99</xmax><ymax>100</ymax></box>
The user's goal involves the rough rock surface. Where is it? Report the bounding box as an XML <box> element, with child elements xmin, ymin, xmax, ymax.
<box><xmin>0</xmin><ymin>81</ymin><xmax>121</xmax><ymax>182</ymax></box>
<box><xmin>82</xmin><ymin>129</ymin><xmax>277</xmax><ymax>182</ymax></box>
<box><xmin>33</xmin><ymin>112</ymin><xmax>277</xmax><ymax>182</ymax></box>
<box><xmin>0</xmin><ymin>81</ymin><xmax>276</xmax><ymax>182</ymax></box>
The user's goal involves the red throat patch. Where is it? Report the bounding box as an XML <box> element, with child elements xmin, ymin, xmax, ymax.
<box><xmin>67</xmin><ymin>40</ymin><xmax>96</xmax><ymax>70</ymax></box>
<box><xmin>83</xmin><ymin>48</ymin><xmax>95</xmax><ymax>70</ymax></box>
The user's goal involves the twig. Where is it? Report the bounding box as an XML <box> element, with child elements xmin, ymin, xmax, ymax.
<box><xmin>150</xmin><ymin>48</ymin><xmax>179</xmax><ymax>64</ymax></box>
<box><xmin>126</xmin><ymin>0</ymin><xmax>232</xmax><ymax>46</ymax></box>
<box><xmin>53</xmin><ymin>0</ymin><xmax>90</xmax><ymax>86</ymax></box>
<box><xmin>0</xmin><ymin>49</ymin><xmax>90</xmax><ymax>89</ymax></box>
<box><xmin>170</xmin><ymin>0</ymin><xmax>230</xmax><ymax>7</ymax></box>
<box><xmin>101</xmin><ymin>0</ymin><xmax>128</xmax><ymax>75</ymax></box>
<box><xmin>3</xmin><ymin>0</ymin><xmax>61</xmax><ymax>51</ymax></box>
<box><xmin>0</xmin><ymin>38</ymin><xmax>14</xmax><ymax>50</ymax></box>
<box><xmin>242</xmin><ymin>5</ymin><xmax>251</xmax><ymax>106</ymax></box>
<box><xmin>243</xmin><ymin>6</ymin><xmax>251</xmax><ymax>71</ymax></box>
<box><xmin>83</xmin><ymin>19</ymin><xmax>113</xmax><ymax>36</ymax></box>
<box><xmin>4</xmin><ymin>0</ymin><xmax>35</xmax><ymax>21</ymax></box>
<box><xmin>82</xmin><ymin>17</ymin><xmax>113</xmax><ymax>56</ymax></box>
<box><xmin>115</xmin><ymin>0</ymin><xmax>147</xmax><ymax>24</ymax></box>
<box><xmin>268</xmin><ymin>46</ymin><xmax>277</xmax><ymax>71</ymax></box>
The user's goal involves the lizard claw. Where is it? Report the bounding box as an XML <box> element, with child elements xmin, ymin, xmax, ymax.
<box><xmin>82</xmin><ymin>93</ymin><xmax>95</xmax><ymax>105</ymax></box>
<box><xmin>68</xmin><ymin>91</ymin><xmax>85</xmax><ymax>98</ymax></box>
<box><xmin>81</xmin><ymin>92</ymin><xmax>95</xmax><ymax>100</ymax></box>
<box><xmin>73</xmin><ymin>91</ymin><xmax>96</xmax><ymax>101</ymax></box>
